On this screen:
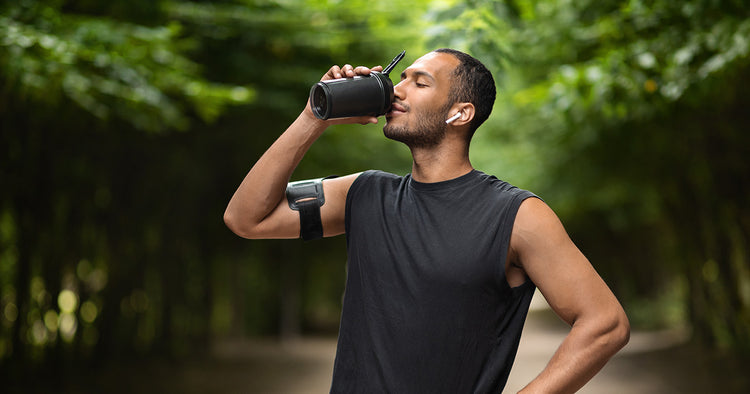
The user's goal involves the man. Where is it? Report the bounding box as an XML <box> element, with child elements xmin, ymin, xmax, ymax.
<box><xmin>224</xmin><ymin>48</ymin><xmax>630</xmax><ymax>393</ymax></box>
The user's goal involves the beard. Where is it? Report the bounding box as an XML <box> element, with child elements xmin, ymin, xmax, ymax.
<box><xmin>383</xmin><ymin>104</ymin><xmax>450</xmax><ymax>148</ymax></box>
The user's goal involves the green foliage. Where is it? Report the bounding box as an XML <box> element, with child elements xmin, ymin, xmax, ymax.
<box><xmin>3</xmin><ymin>0</ymin><xmax>750</xmax><ymax>386</ymax></box>
<box><xmin>0</xmin><ymin>0</ymin><xmax>431</xmax><ymax>383</ymax></box>
<box><xmin>429</xmin><ymin>0</ymin><xmax>750</xmax><ymax>351</ymax></box>
<box><xmin>0</xmin><ymin>1</ymin><xmax>252</xmax><ymax>132</ymax></box>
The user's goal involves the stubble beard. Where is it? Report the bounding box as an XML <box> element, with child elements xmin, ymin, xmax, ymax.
<box><xmin>383</xmin><ymin>104</ymin><xmax>450</xmax><ymax>149</ymax></box>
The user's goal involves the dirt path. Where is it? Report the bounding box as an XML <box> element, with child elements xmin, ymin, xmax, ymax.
<box><xmin>506</xmin><ymin>293</ymin><xmax>749</xmax><ymax>393</ymax></box>
<box><xmin>68</xmin><ymin>292</ymin><xmax>748</xmax><ymax>393</ymax></box>
<box><xmin>207</xmin><ymin>292</ymin><xmax>747</xmax><ymax>393</ymax></box>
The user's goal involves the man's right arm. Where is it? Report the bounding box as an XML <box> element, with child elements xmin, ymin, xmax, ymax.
<box><xmin>223</xmin><ymin>64</ymin><xmax>381</xmax><ymax>239</ymax></box>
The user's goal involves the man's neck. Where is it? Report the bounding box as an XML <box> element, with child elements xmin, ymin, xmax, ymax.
<box><xmin>408</xmin><ymin>141</ymin><xmax>473</xmax><ymax>183</ymax></box>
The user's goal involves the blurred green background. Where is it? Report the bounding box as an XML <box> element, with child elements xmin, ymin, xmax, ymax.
<box><xmin>1</xmin><ymin>0</ymin><xmax>749</xmax><ymax>391</ymax></box>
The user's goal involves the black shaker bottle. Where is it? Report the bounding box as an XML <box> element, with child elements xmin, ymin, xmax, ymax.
<box><xmin>309</xmin><ymin>50</ymin><xmax>406</xmax><ymax>120</ymax></box>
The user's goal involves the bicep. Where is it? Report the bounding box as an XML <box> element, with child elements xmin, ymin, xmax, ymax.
<box><xmin>247</xmin><ymin>172</ymin><xmax>360</xmax><ymax>239</ymax></box>
<box><xmin>512</xmin><ymin>198</ymin><xmax>619</xmax><ymax>326</ymax></box>
<box><xmin>321</xmin><ymin>172</ymin><xmax>361</xmax><ymax>237</ymax></box>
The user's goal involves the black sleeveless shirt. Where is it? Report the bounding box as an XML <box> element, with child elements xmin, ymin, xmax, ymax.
<box><xmin>331</xmin><ymin>170</ymin><xmax>537</xmax><ymax>393</ymax></box>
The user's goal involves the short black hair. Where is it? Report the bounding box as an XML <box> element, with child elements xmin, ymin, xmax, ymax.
<box><xmin>433</xmin><ymin>48</ymin><xmax>496</xmax><ymax>136</ymax></box>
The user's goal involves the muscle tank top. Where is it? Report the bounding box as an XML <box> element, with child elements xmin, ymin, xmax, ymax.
<box><xmin>331</xmin><ymin>170</ymin><xmax>537</xmax><ymax>393</ymax></box>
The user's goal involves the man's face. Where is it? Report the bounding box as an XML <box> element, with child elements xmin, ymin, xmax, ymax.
<box><xmin>383</xmin><ymin>52</ymin><xmax>458</xmax><ymax>148</ymax></box>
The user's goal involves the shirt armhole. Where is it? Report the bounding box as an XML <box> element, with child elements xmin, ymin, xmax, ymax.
<box><xmin>499</xmin><ymin>191</ymin><xmax>541</xmax><ymax>290</ymax></box>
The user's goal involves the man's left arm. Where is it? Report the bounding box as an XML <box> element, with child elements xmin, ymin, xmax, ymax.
<box><xmin>511</xmin><ymin>197</ymin><xmax>630</xmax><ymax>393</ymax></box>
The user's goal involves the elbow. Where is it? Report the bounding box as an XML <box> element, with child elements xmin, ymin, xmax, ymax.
<box><xmin>223</xmin><ymin>208</ymin><xmax>254</xmax><ymax>239</ymax></box>
<box><xmin>617</xmin><ymin>312</ymin><xmax>631</xmax><ymax>349</ymax></box>
<box><xmin>581</xmin><ymin>307</ymin><xmax>630</xmax><ymax>359</ymax></box>
<box><xmin>602</xmin><ymin>309</ymin><xmax>631</xmax><ymax>354</ymax></box>
<box><xmin>223</xmin><ymin>209</ymin><xmax>242</xmax><ymax>236</ymax></box>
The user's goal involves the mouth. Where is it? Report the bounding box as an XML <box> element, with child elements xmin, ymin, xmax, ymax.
<box><xmin>387</xmin><ymin>102</ymin><xmax>407</xmax><ymax>117</ymax></box>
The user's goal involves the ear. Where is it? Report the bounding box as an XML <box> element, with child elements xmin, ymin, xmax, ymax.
<box><xmin>446</xmin><ymin>102</ymin><xmax>475</xmax><ymax>127</ymax></box>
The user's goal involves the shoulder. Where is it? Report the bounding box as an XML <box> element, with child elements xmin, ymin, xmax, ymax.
<box><xmin>513</xmin><ymin>197</ymin><xmax>563</xmax><ymax>247</ymax></box>
<box><xmin>362</xmin><ymin>169</ymin><xmax>402</xmax><ymax>182</ymax></box>
<box><xmin>475</xmin><ymin>174</ymin><xmax>539</xmax><ymax>221</ymax></box>
<box><xmin>515</xmin><ymin>197</ymin><xmax>558</xmax><ymax>230</ymax></box>
<box><xmin>323</xmin><ymin>172</ymin><xmax>365</xmax><ymax>200</ymax></box>
<box><xmin>347</xmin><ymin>170</ymin><xmax>403</xmax><ymax>194</ymax></box>
<box><xmin>509</xmin><ymin>197</ymin><xmax>572</xmax><ymax>268</ymax></box>
<box><xmin>473</xmin><ymin>171</ymin><xmax>536</xmax><ymax>198</ymax></box>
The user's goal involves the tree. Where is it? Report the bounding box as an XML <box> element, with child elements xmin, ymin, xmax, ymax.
<box><xmin>427</xmin><ymin>0</ymin><xmax>750</xmax><ymax>352</ymax></box>
<box><xmin>0</xmin><ymin>0</ymin><xmax>432</xmax><ymax>386</ymax></box>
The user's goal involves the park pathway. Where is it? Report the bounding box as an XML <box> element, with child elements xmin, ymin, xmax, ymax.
<box><xmin>82</xmin><ymin>292</ymin><xmax>748</xmax><ymax>393</ymax></box>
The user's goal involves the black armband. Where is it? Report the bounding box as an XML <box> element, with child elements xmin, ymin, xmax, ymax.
<box><xmin>286</xmin><ymin>176</ymin><xmax>336</xmax><ymax>241</ymax></box>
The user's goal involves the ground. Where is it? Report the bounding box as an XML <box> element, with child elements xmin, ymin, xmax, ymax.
<box><xmin>28</xmin><ymin>292</ymin><xmax>750</xmax><ymax>393</ymax></box>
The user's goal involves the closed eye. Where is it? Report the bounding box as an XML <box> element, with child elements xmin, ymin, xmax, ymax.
<box><xmin>400</xmin><ymin>69</ymin><xmax>436</xmax><ymax>87</ymax></box>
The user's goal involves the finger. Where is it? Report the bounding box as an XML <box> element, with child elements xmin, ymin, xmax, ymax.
<box><xmin>328</xmin><ymin>115</ymin><xmax>379</xmax><ymax>126</ymax></box>
<box><xmin>342</xmin><ymin>64</ymin><xmax>355</xmax><ymax>78</ymax></box>
<box><xmin>356</xmin><ymin>116</ymin><xmax>378</xmax><ymax>125</ymax></box>
<box><xmin>353</xmin><ymin>66</ymin><xmax>373</xmax><ymax>75</ymax></box>
<box><xmin>352</xmin><ymin>65</ymin><xmax>384</xmax><ymax>76</ymax></box>
<box><xmin>324</xmin><ymin>65</ymin><xmax>343</xmax><ymax>80</ymax></box>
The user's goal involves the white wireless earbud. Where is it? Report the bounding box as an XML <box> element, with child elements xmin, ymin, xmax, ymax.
<box><xmin>445</xmin><ymin>112</ymin><xmax>461</xmax><ymax>124</ymax></box>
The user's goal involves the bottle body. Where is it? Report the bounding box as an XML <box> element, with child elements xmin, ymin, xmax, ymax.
<box><xmin>309</xmin><ymin>72</ymin><xmax>394</xmax><ymax>120</ymax></box>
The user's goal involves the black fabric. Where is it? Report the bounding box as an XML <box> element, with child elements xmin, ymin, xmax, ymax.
<box><xmin>332</xmin><ymin>170</ymin><xmax>538</xmax><ymax>393</ymax></box>
<box><xmin>297</xmin><ymin>199</ymin><xmax>323</xmax><ymax>241</ymax></box>
<box><xmin>286</xmin><ymin>177</ymin><xmax>331</xmax><ymax>241</ymax></box>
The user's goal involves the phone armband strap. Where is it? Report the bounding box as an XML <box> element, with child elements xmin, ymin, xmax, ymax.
<box><xmin>285</xmin><ymin>176</ymin><xmax>336</xmax><ymax>241</ymax></box>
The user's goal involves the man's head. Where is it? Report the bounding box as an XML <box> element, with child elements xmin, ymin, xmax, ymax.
<box><xmin>383</xmin><ymin>49</ymin><xmax>496</xmax><ymax>148</ymax></box>
<box><xmin>433</xmin><ymin>48</ymin><xmax>496</xmax><ymax>135</ymax></box>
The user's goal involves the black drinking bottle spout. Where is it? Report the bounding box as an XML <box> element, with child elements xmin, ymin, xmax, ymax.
<box><xmin>382</xmin><ymin>50</ymin><xmax>406</xmax><ymax>75</ymax></box>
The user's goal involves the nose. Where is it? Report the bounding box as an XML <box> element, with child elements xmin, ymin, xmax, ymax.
<box><xmin>393</xmin><ymin>80</ymin><xmax>405</xmax><ymax>101</ymax></box>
